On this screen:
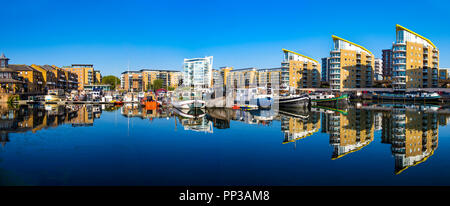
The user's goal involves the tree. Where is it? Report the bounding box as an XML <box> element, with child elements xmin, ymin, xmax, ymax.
<box><xmin>101</xmin><ymin>75</ymin><xmax>120</xmax><ymax>90</ymax></box>
<box><xmin>152</xmin><ymin>79</ymin><xmax>164</xmax><ymax>90</ymax></box>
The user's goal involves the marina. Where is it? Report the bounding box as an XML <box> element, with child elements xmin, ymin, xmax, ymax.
<box><xmin>1</xmin><ymin>101</ymin><xmax>450</xmax><ymax>185</ymax></box>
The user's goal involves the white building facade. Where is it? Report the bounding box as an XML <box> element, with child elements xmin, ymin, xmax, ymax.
<box><xmin>183</xmin><ymin>56</ymin><xmax>213</xmax><ymax>88</ymax></box>
<box><xmin>374</xmin><ymin>58</ymin><xmax>383</xmax><ymax>80</ymax></box>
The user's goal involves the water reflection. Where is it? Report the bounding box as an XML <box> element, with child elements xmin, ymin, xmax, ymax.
<box><xmin>1</xmin><ymin>102</ymin><xmax>449</xmax><ymax>175</ymax></box>
<box><xmin>0</xmin><ymin>104</ymin><xmax>109</xmax><ymax>147</ymax></box>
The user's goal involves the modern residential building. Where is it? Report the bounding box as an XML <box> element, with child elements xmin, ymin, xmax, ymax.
<box><xmin>257</xmin><ymin>67</ymin><xmax>281</xmax><ymax>88</ymax></box>
<box><xmin>31</xmin><ymin>65</ymin><xmax>58</xmax><ymax>91</ymax></box>
<box><xmin>439</xmin><ymin>68</ymin><xmax>448</xmax><ymax>80</ymax></box>
<box><xmin>282</xmin><ymin>49</ymin><xmax>320</xmax><ymax>89</ymax></box>
<box><xmin>120</xmin><ymin>71</ymin><xmax>143</xmax><ymax>92</ymax></box>
<box><xmin>62</xmin><ymin>64</ymin><xmax>99</xmax><ymax>90</ymax></box>
<box><xmin>329</xmin><ymin>35</ymin><xmax>374</xmax><ymax>91</ymax></box>
<box><xmin>120</xmin><ymin>69</ymin><xmax>182</xmax><ymax>92</ymax></box>
<box><xmin>382</xmin><ymin>49</ymin><xmax>393</xmax><ymax>80</ymax></box>
<box><xmin>51</xmin><ymin>65</ymin><xmax>68</xmax><ymax>90</ymax></box>
<box><xmin>391</xmin><ymin>24</ymin><xmax>439</xmax><ymax>91</ymax></box>
<box><xmin>321</xmin><ymin>57</ymin><xmax>330</xmax><ymax>82</ymax></box>
<box><xmin>8</xmin><ymin>64</ymin><xmax>44</xmax><ymax>94</ymax></box>
<box><xmin>226</xmin><ymin>68</ymin><xmax>258</xmax><ymax>89</ymax></box>
<box><xmin>183</xmin><ymin>56</ymin><xmax>213</xmax><ymax>88</ymax></box>
<box><xmin>374</xmin><ymin>58</ymin><xmax>383</xmax><ymax>81</ymax></box>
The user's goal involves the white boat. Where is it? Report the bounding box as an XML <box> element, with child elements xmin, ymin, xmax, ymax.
<box><xmin>171</xmin><ymin>99</ymin><xmax>206</xmax><ymax>109</ymax></box>
<box><xmin>44</xmin><ymin>89</ymin><xmax>65</xmax><ymax>102</ymax></box>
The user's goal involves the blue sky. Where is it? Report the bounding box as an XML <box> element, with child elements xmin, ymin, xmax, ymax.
<box><xmin>1</xmin><ymin>0</ymin><xmax>449</xmax><ymax>76</ymax></box>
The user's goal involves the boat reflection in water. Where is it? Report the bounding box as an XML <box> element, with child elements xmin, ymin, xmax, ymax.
<box><xmin>0</xmin><ymin>102</ymin><xmax>449</xmax><ymax>176</ymax></box>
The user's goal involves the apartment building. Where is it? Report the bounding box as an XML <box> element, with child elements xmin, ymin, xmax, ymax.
<box><xmin>382</xmin><ymin>49</ymin><xmax>393</xmax><ymax>80</ymax></box>
<box><xmin>0</xmin><ymin>54</ymin><xmax>24</xmax><ymax>94</ymax></box>
<box><xmin>8</xmin><ymin>64</ymin><xmax>44</xmax><ymax>93</ymax></box>
<box><xmin>226</xmin><ymin>68</ymin><xmax>258</xmax><ymax>89</ymax></box>
<box><xmin>392</xmin><ymin>25</ymin><xmax>439</xmax><ymax>91</ymax></box>
<box><xmin>282</xmin><ymin>49</ymin><xmax>320</xmax><ymax>89</ymax></box>
<box><xmin>329</xmin><ymin>35</ymin><xmax>374</xmax><ymax>91</ymax></box>
<box><xmin>62</xmin><ymin>64</ymin><xmax>99</xmax><ymax>90</ymax></box>
<box><xmin>183</xmin><ymin>56</ymin><xmax>213</xmax><ymax>88</ymax></box>
<box><xmin>439</xmin><ymin>68</ymin><xmax>448</xmax><ymax>80</ymax></box>
<box><xmin>51</xmin><ymin>66</ymin><xmax>68</xmax><ymax>90</ymax></box>
<box><xmin>257</xmin><ymin>67</ymin><xmax>281</xmax><ymax>88</ymax></box>
<box><xmin>374</xmin><ymin>58</ymin><xmax>383</xmax><ymax>80</ymax></box>
<box><xmin>121</xmin><ymin>71</ymin><xmax>143</xmax><ymax>92</ymax></box>
<box><xmin>31</xmin><ymin>65</ymin><xmax>58</xmax><ymax>91</ymax></box>
<box><xmin>120</xmin><ymin>69</ymin><xmax>182</xmax><ymax>92</ymax></box>
<box><xmin>321</xmin><ymin>57</ymin><xmax>330</xmax><ymax>82</ymax></box>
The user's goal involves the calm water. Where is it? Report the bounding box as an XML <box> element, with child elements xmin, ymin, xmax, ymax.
<box><xmin>1</xmin><ymin>103</ymin><xmax>450</xmax><ymax>186</ymax></box>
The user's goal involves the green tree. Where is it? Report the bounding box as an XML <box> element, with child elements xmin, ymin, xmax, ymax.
<box><xmin>101</xmin><ymin>75</ymin><xmax>120</xmax><ymax>90</ymax></box>
<box><xmin>152</xmin><ymin>79</ymin><xmax>164</xmax><ymax>90</ymax></box>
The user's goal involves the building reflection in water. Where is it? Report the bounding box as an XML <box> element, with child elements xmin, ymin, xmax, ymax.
<box><xmin>0</xmin><ymin>103</ymin><xmax>107</xmax><ymax>148</ymax></box>
<box><xmin>279</xmin><ymin>109</ymin><xmax>320</xmax><ymax>146</ymax></box>
<box><xmin>1</xmin><ymin>102</ymin><xmax>449</xmax><ymax>175</ymax></box>
<box><xmin>323</xmin><ymin>109</ymin><xmax>375</xmax><ymax>160</ymax></box>
<box><xmin>382</xmin><ymin>107</ymin><xmax>439</xmax><ymax>174</ymax></box>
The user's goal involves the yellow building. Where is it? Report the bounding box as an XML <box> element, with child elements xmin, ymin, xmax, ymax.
<box><xmin>51</xmin><ymin>65</ymin><xmax>68</xmax><ymax>90</ymax></box>
<box><xmin>62</xmin><ymin>64</ymin><xmax>96</xmax><ymax>90</ymax></box>
<box><xmin>392</xmin><ymin>25</ymin><xmax>439</xmax><ymax>91</ymax></box>
<box><xmin>8</xmin><ymin>64</ymin><xmax>44</xmax><ymax>93</ymax></box>
<box><xmin>329</xmin><ymin>35</ymin><xmax>374</xmax><ymax>91</ymax></box>
<box><xmin>226</xmin><ymin>68</ymin><xmax>259</xmax><ymax>89</ymax></box>
<box><xmin>282</xmin><ymin>49</ymin><xmax>320</xmax><ymax>88</ymax></box>
<box><xmin>121</xmin><ymin>69</ymin><xmax>181</xmax><ymax>92</ymax></box>
<box><xmin>31</xmin><ymin>65</ymin><xmax>58</xmax><ymax>91</ymax></box>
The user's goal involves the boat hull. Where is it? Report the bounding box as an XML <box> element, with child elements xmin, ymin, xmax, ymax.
<box><xmin>277</xmin><ymin>95</ymin><xmax>310</xmax><ymax>108</ymax></box>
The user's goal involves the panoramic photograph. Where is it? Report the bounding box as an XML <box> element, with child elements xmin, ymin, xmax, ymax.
<box><xmin>1</xmin><ymin>0</ymin><xmax>450</xmax><ymax>203</ymax></box>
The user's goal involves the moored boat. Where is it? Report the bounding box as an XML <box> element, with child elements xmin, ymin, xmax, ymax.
<box><xmin>277</xmin><ymin>94</ymin><xmax>310</xmax><ymax>108</ymax></box>
<box><xmin>373</xmin><ymin>92</ymin><xmax>441</xmax><ymax>101</ymax></box>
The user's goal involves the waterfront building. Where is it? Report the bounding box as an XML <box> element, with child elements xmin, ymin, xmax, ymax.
<box><xmin>183</xmin><ymin>56</ymin><xmax>213</xmax><ymax>88</ymax></box>
<box><xmin>120</xmin><ymin>69</ymin><xmax>182</xmax><ymax>92</ymax></box>
<box><xmin>392</xmin><ymin>25</ymin><xmax>439</xmax><ymax>91</ymax></box>
<box><xmin>31</xmin><ymin>65</ymin><xmax>58</xmax><ymax>91</ymax></box>
<box><xmin>382</xmin><ymin>49</ymin><xmax>393</xmax><ymax>80</ymax></box>
<box><xmin>257</xmin><ymin>67</ymin><xmax>281</xmax><ymax>88</ymax></box>
<box><xmin>220</xmin><ymin>67</ymin><xmax>233</xmax><ymax>87</ymax></box>
<box><xmin>120</xmin><ymin>71</ymin><xmax>143</xmax><ymax>92</ymax></box>
<box><xmin>141</xmin><ymin>69</ymin><xmax>182</xmax><ymax>90</ymax></box>
<box><xmin>65</xmin><ymin>70</ymin><xmax>79</xmax><ymax>90</ymax></box>
<box><xmin>0</xmin><ymin>54</ymin><xmax>24</xmax><ymax>95</ymax></box>
<box><xmin>439</xmin><ymin>68</ymin><xmax>448</xmax><ymax>80</ymax></box>
<box><xmin>94</xmin><ymin>70</ymin><xmax>102</xmax><ymax>84</ymax></box>
<box><xmin>329</xmin><ymin>35</ymin><xmax>374</xmax><ymax>91</ymax></box>
<box><xmin>282</xmin><ymin>49</ymin><xmax>320</xmax><ymax>89</ymax></box>
<box><xmin>8</xmin><ymin>64</ymin><xmax>44</xmax><ymax>94</ymax></box>
<box><xmin>226</xmin><ymin>67</ymin><xmax>258</xmax><ymax>89</ymax></box>
<box><xmin>50</xmin><ymin>65</ymin><xmax>68</xmax><ymax>90</ymax></box>
<box><xmin>321</xmin><ymin>57</ymin><xmax>330</xmax><ymax>82</ymax></box>
<box><xmin>62</xmin><ymin>64</ymin><xmax>98</xmax><ymax>90</ymax></box>
<box><xmin>374</xmin><ymin>58</ymin><xmax>383</xmax><ymax>81</ymax></box>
